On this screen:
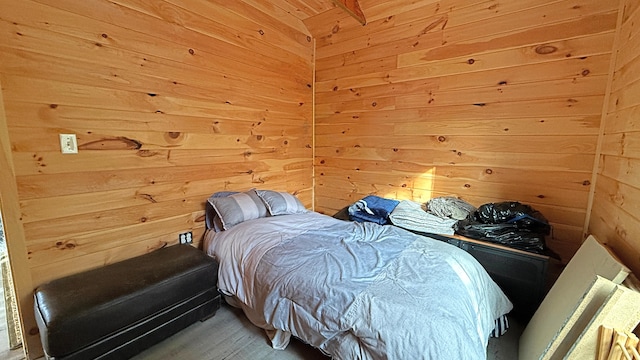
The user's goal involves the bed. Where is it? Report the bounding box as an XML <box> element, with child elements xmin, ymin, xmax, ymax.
<box><xmin>204</xmin><ymin>189</ymin><xmax>513</xmax><ymax>359</ymax></box>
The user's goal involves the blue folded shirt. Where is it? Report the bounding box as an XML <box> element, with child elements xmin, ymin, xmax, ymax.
<box><xmin>348</xmin><ymin>195</ymin><xmax>400</xmax><ymax>225</ymax></box>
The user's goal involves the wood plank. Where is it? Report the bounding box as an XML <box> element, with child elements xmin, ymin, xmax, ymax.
<box><xmin>603</xmin><ymin>104</ymin><xmax>640</xmax><ymax>134</ymax></box>
<box><xmin>600</xmin><ymin>132</ymin><xmax>640</xmax><ymax>159</ymax></box>
<box><xmin>589</xmin><ymin>197</ymin><xmax>640</xmax><ymax>276</ymax></box>
<box><xmin>0</xmin><ymin>45</ymin><xmax>311</xmax><ymax>112</ymax></box>
<box><xmin>317</xmin><ymin>54</ymin><xmax>611</xmax><ymax>98</ymax></box>
<box><xmin>2</xmin><ymin>2</ymin><xmax>310</xmax><ymax>85</ymax></box>
<box><xmin>315</xmin><ymin>146</ymin><xmax>596</xmax><ymax>172</ymax></box>
<box><xmin>316</xmin><ymin>134</ymin><xmax>598</xmax><ymax>154</ymax></box>
<box><xmin>0</xmin><ymin>76</ymin><xmax>36</xmax><ymax>359</ymax></box>
<box><xmin>0</xmin><ymin>61</ymin><xmax>309</xmax><ymax>117</ymax></box>
<box><xmin>519</xmin><ymin>234</ymin><xmax>629</xmax><ymax>360</ymax></box>
<box><xmin>364</xmin><ymin>0</ymin><xmax>446</xmax><ymax>23</ymax></box>
<box><xmin>23</xmin><ymin>196</ymin><xmax>205</xmax><ymax>247</ymax></box>
<box><xmin>0</xmin><ymin>19</ymin><xmax>310</xmax><ymax>94</ymax></box>
<box><xmin>312</xmin><ymin>3</ymin><xmax>408</xmax><ymax>48</ymax></box>
<box><xmin>5</xmin><ymin>101</ymin><xmax>307</xmax><ymax>133</ymax></box>
<box><xmin>315</xmin><ymin>106</ymin><xmax>600</xmax><ymax>126</ymax></box>
<box><xmin>316</xmin><ymin>33</ymin><xmax>614</xmax><ymax>91</ymax></box>
<box><xmin>599</xmin><ymin>154</ymin><xmax>640</xmax><ymax>189</ymax></box>
<box><xmin>607</xmin><ymin>76</ymin><xmax>640</xmax><ymax>112</ymax></box>
<box><xmin>394</xmin><ymin>75</ymin><xmax>607</xmax><ymax>109</ymax></box>
<box><xmin>126</xmin><ymin>0</ymin><xmax>311</xmax><ymax>59</ymax></box>
<box><xmin>13</xmin><ymin>148</ymin><xmax>310</xmax><ymax>176</ymax></box>
<box><xmin>565</xmin><ymin>285</ymin><xmax>640</xmax><ymax>360</ymax></box>
<box><xmin>316</xmin><ymin>172</ymin><xmax>589</xmax><ymax>209</ymax></box>
<box><xmin>270</xmin><ymin>0</ymin><xmax>334</xmax><ymax>20</ymax></box>
<box><xmin>317</xmin><ymin>162</ymin><xmax>591</xmax><ymax>192</ymax></box>
<box><xmin>397</xmin><ymin>31</ymin><xmax>615</xmax><ymax>71</ymax></box>
<box><xmin>443</xmin><ymin>1</ymin><xmax>617</xmax><ymax>45</ymax></box>
<box><xmin>393</xmin><ymin>116</ymin><xmax>601</xmax><ymax>137</ymax></box>
<box><xmin>419</xmin><ymin>0</ymin><xmax>562</xmax><ymax>28</ymax></box>
<box><xmin>592</xmin><ymin>175</ymin><xmax>640</xmax><ymax>229</ymax></box>
<box><xmin>332</xmin><ymin>0</ymin><xmax>366</xmax><ymax>25</ymax></box>
<box><xmin>29</xmin><ymin>235</ymin><xmax>189</xmax><ymax>286</ymax></box>
<box><xmin>14</xmin><ymin>158</ymin><xmax>298</xmax><ymax>199</ymax></box>
<box><xmin>238</xmin><ymin>0</ymin><xmax>311</xmax><ymax>35</ymax></box>
<box><xmin>29</xmin><ymin>0</ymin><xmax>312</xmax><ymax>75</ymax></box>
<box><xmin>1</xmin><ymin>75</ymin><xmax>308</xmax><ymax>119</ymax></box>
<box><xmin>315</xmin><ymin>11</ymin><xmax>615</xmax><ymax>71</ymax></box>
<box><xmin>8</xmin><ymin>125</ymin><xmax>309</xmax><ymax>153</ymax></box>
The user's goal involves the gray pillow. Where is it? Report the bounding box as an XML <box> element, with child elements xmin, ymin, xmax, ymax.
<box><xmin>208</xmin><ymin>190</ymin><xmax>268</xmax><ymax>230</ymax></box>
<box><xmin>255</xmin><ymin>190</ymin><xmax>307</xmax><ymax>216</ymax></box>
<box><xmin>205</xmin><ymin>191</ymin><xmax>238</xmax><ymax>231</ymax></box>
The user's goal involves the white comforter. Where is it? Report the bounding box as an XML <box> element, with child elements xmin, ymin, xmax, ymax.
<box><xmin>205</xmin><ymin>212</ymin><xmax>512</xmax><ymax>359</ymax></box>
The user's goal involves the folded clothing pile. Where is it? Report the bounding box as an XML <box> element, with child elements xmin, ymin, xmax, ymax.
<box><xmin>348</xmin><ymin>195</ymin><xmax>399</xmax><ymax>225</ymax></box>
<box><xmin>389</xmin><ymin>200</ymin><xmax>457</xmax><ymax>235</ymax></box>
<box><xmin>427</xmin><ymin>196</ymin><xmax>477</xmax><ymax>220</ymax></box>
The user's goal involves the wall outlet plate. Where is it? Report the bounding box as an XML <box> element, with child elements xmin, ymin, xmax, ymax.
<box><xmin>179</xmin><ymin>231</ymin><xmax>193</xmax><ymax>244</ymax></box>
<box><xmin>59</xmin><ymin>134</ymin><xmax>78</xmax><ymax>154</ymax></box>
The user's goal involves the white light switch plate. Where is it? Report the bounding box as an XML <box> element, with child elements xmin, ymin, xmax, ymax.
<box><xmin>59</xmin><ymin>134</ymin><xmax>78</xmax><ymax>154</ymax></box>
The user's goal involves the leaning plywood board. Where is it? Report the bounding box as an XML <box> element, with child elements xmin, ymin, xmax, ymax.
<box><xmin>519</xmin><ymin>235</ymin><xmax>630</xmax><ymax>360</ymax></box>
<box><xmin>544</xmin><ymin>276</ymin><xmax>617</xmax><ymax>360</ymax></box>
<box><xmin>564</xmin><ymin>285</ymin><xmax>640</xmax><ymax>360</ymax></box>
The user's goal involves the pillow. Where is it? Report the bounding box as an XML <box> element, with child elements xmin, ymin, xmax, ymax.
<box><xmin>205</xmin><ymin>191</ymin><xmax>238</xmax><ymax>231</ymax></box>
<box><xmin>255</xmin><ymin>190</ymin><xmax>307</xmax><ymax>216</ymax></box>
<box><xmin>208</xmin><ymin>190</ymin><xmax>268</xmax><ymax>230</ymax></box>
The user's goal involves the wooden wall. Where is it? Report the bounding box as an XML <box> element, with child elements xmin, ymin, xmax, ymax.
<box><xmin>0</xmin><ymin>0</ymin><xmax>313</xmax><ymax>357</ymax></box>
<box><xmin>589</xmin><ymin>0</ymin><xmax>640</xmax><ymax>276</ymax></box>
<box><xmin>307</xmin><ymin>0</ymin><xmax>619</xmax><ymax>263</ymax></box>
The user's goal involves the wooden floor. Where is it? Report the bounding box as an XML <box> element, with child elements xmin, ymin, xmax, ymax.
<box><xmin>133</xmin><ymin>302</ymin><xmax>522</xmax><ymax>360</ymax></box>
<box><xmin>0</xmin><ymin>219</ymin><xmax>24</xmax><ymax>360</ymax></box>
<box><xmin>0</xmin><ymin>281</ymin><xmax>23</xmax><ymax>360</ymax></box>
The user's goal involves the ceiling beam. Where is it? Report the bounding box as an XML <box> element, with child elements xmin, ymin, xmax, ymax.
<box><xmin>332</xmin><ymin>0</ymin><xmax>366</xmax><ymax>25</ymax></box>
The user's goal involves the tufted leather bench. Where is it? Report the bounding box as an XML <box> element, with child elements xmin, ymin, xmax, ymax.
<box><xmin>33</xmin><ymin>244</ymin><xmax>220</xmax><ymax>360</ymax></box>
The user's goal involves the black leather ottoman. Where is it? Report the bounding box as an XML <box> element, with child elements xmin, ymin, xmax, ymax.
<box><xmin>34</xmin><ymin>244</ymin><xmax>220</xmax><ymax>360</ymax></box>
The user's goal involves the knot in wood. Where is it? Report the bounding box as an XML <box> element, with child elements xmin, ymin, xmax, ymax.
<box><xmin>535</xmin><ymin>45</ymin><xmax>557</xmax><ymax>55</ymax></box>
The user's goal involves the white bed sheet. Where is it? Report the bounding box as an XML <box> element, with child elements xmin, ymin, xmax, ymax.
<box><xmin>205</xmin><ymin>212</ymin><xmax>512</xmax><ymax>359</ymax></box>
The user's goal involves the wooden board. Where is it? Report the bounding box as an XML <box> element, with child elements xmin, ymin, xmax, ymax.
<box><xmin>565</xmin><ymin>285</ymin><xmax>640</xmax><ymax>360</ymax></box>
<box><xmin>519</xmin><ymin>235</ymin><xmax>630</xmax><ymax>360</ymax></box>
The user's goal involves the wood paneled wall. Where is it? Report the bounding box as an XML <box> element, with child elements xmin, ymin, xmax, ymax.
<box><xmin>307</xmin><ymin>0</ymin><xmax>618</xmax><ymax>263</ymax></box>
<box><xmin>0</xmin><ymin>0</ymin><xmax>313</xmax><ymax>356</ymax></box>
<box><xmin>589</xmin><ymin>0</ymin><xmax>640</xmax><ymax>276</ymax></box>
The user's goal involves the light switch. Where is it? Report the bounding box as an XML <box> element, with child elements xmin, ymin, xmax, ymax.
<box><xmin>59</xmin><ymin>134</ymin><xmax>78</xmax><ymax>154</ymax></box>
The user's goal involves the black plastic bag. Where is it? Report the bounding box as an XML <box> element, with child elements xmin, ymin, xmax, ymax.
<box><xmin>454</xmin><ymin>202</ymin><xmax>551</xmax><ymax>254</ymax></box>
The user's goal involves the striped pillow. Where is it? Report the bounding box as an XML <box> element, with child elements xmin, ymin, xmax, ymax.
<box><xmin>208</xmin><ymin>190</ymin><xmax>268</xmax><ymax>230</ymax></box>
<box><xmin>256</xmin><ymin>190</ymin><xmax>307</xmax><ymax>216</ymax></box>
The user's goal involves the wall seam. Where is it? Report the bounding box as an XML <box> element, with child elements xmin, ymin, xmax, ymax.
<box><xmin>311</xmin><ymin>37</ymin><xmax>316</xmax><ymax>211</ymax></box>
<box><xmin>582</xmin><ymin>0</ymin><xmax>626</xmax><ymax>241</ymax></box>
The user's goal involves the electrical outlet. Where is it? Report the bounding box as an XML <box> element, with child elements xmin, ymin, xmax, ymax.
<box><xmin>179</xmin><ymin>231</ymin><xmax>193</xmax><ymax>244</ymax></box>
<box><xmin>59</xmin><ymin>134</ymin><xmax>78</xmax><ymax>154</ymax></box>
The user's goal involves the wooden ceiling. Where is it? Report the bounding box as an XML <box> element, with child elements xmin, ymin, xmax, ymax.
<box><xmin>275</xmin><ymin>0</ymin><xmax>365</xmax><ymax>24</ymax></box>
<box><xmin>275</xmin><ymin>0</ymin><xmax>338</xmax><ymax>20</ymax></box>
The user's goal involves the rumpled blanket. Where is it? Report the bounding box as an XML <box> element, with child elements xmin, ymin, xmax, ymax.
<box><xmin>390</xmin><ymin>200</ymin><xmax>457</xmax><ymax>235</ymax></box>
<box><xmin>348</xmin><ymin>195</ymin><xmax>400</xmax><ymax>225</ymax></box>
<box><xmin>205</xmin><ymin>212</ymin><xmax>513</xmax><ymax>360</ymax></box>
